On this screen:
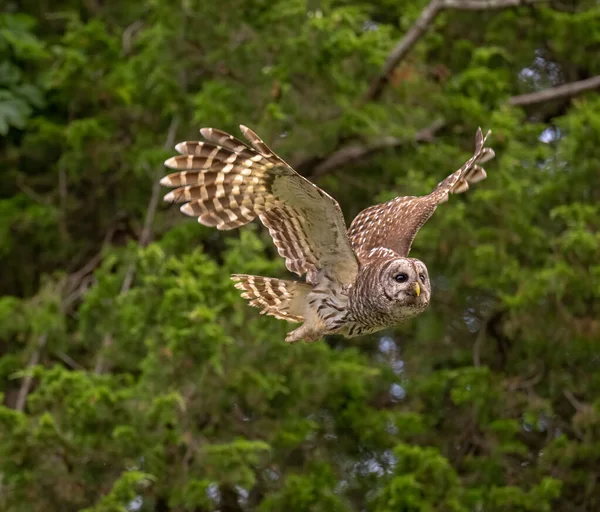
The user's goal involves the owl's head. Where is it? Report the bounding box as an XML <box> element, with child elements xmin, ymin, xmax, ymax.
<box><xmin>352</xmin><ymin>257</ymin><xmax>431</xmax><ymax>322</ymax></box>
<box><xmin>381</xmin><ymin>258</ymin><xmax>431</xmax><ymax>309</ymax></box>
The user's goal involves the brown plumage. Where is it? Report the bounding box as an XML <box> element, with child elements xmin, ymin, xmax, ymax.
<box><xmin>162</xmin><ymin>125</ymin><xmax>358</xmax><ymax>284</ymax></box>
<box><xmin>348</xmin><ymin>128</ymin><xmax>494</xmax><ymax>261</ymax></box>
<box><xmin>161</xmin><ymin>125</ymin><xmax>495</xmax><ymax>343</ymax></box>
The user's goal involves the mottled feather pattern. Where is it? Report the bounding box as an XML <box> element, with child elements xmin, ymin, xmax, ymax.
<box><xmin>260</xmin><ymin>206</ymin><xmax>320</xmax><ymax>279</ymax></box>
<box><xmin>161</xmin><ymin>124</ymin><xmax>359</xmax><ymax>286</ymax></box>
<box><xmin>161</xmin><ymin>141</ymin><xmax>280</xmax><ymax>230</ymax></box>
<box><xmin>348</xmin><ymin>128</ymin><xmax>495</xmax><ymax>261</ymax></box>
<box><xmin>432</xmin><ymin>128</ymin><xmax>494</xmax><ymax>200</ymax></box>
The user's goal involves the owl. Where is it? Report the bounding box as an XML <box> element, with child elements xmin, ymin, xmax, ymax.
<box><xmin>160</xmin><ymin>125</ymin><xmax>494</xmax><ymax>343</ymax></box>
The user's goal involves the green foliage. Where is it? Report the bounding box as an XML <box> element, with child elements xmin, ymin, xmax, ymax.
<box><xmin>0</xmin><ymin>13</ymin><xmax>46</xmax><ymax>134</ymax></box>
<box><xmin>81</xmin><ymin>471</ymin><xmax>156</xmax><ymax>512</ymax></box>
<box><xmin>258</xmin><ymin>462</ymin><xmax>348</xmax><ymax>512</ymax></box>
<box><xmin>1</xmin><ymin>0</ymin><xmax>599</xmax><ymax>510</ymax></box>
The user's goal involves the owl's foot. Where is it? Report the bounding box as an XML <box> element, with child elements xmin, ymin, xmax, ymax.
<box><xmin>285</xmin><ymin>325</ymin><xmax>323</xmax><ymax>344</ymax></box>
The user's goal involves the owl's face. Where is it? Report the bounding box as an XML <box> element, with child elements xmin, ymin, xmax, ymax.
<box><xmin>346</xmin><ymin>257</ymin><xmax>431</xmax><ymax>324</ymax></box>
<box><xmin>380</xmin><ymin>258</ymin><xmax>431</xmax><ymax>310</ymax></box>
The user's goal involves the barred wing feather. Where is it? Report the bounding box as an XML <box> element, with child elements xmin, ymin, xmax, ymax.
<box><xmin>161</xmin><ymin>125</ymin><xmax>359</xmax><ymax>286</ymax></box>
<box><xmin>348</xmin><ymin>128</ymin><xmax>495</xmax><ymax>261</ymax></box>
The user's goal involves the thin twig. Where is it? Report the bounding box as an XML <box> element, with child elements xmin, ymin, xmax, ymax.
<box><xmin>508</xmin><ymin>75</ymin><xmax>600</xmax><ymax>107</ymax></box>
<box><xmin>563</xmin><ymin>389</ymin><xmax>587</xmax><ymax>413</ymax></box>
<box><xmin>122</xmin><ymin>20</ymin><xmax>144</xmax><ymax>55</ymax></box>
<box><xmin>309</xmin><ymin>120</ymin><xmax>445</xmax><ymax>178</ymax></box>
<box><xmin>94</xmin><ymin>116</ymin><xmax>180</xmax><ymax>374</ymax></box>
<box><xmin>62</xmin><ymin>227</ymin><xmax>117</xmax><ymax>314</ymax></box>
<box><xmin>365</xmin><ymin>0</ymin><xmax>443</xmax><ymax>101</ymax></box>
<box><xmin>58</xmin><ymin>164</ymin><xmax>69</xmax><ymax>241</ymax></box>
<box><xmin>62</xmin><ymin>274</ymin><xmax>96</xmax><ymax>314</ymax></box>
<box><xmin>15</xmin><ymin>175</ymin><xmax>53</xmax><ymax>206</ymax></box>
<box><xmin>505</xmin><ymin>364</ymin><xmax>544</xmax><ymax>391</ymax></box>
<box><xmin>94</xmin><ymin>334</ymin><xmax>113</xmax><ymax>374</ymax></box>
<box><xmin>472</xmin><ymin>311</ymin><xmax>497</xmax><ymax>367</ymax></box>
<box><xmin>15</xmin><ymin>333</ymin><xmax>48</xmax><ymax>412</ymax></box>
<box><xmin>55</xmin><ymin>350</ymin><xmax>85</xmax><ymax>371</ymax></box>
<box><xmin>442</xmin><ymin>0</ymin><xmax>547</xmax><ymax>8</ymax></box>
<box><xmin>120</xmin><ymin>116</ymin><xmax>180</xmax><ymax>293</ymax></box>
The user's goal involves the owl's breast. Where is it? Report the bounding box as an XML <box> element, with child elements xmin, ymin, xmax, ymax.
<box><xmin>304</xmin><ymin>271</ymin><xmax>352</xmax><ymax>334</ymax></box>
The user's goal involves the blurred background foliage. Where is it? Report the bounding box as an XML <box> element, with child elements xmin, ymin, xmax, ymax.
<box><xmin>1</xmin><ymin>0</ymin><xmax>599</xmax><ymax>510</ymax></box>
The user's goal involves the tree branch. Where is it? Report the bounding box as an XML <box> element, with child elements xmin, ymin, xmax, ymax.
<box><xmin>508</xmin><ymin>75</ymin><xmax>600</xmax><ymax>107</ymax></box>
<box><xmin>365</xmin><ymin>0</ymin><xmax>443</xmax><ymax>101</ymax></box>
<box><xmin>442</xmin><ymin>0</ymin><xmax>547</xmax><ymax>9</ymax></box>
<box><xmin>15</xmin><ymin>333</ymin><xmax>48</xmax><ymax>412</ymax></box>
<box><xmin>61</xmin><ymin>223</ymin><xmax>122</xmax><ymax>316</ymax></box>
<box><xmin>563</xmin><ymin>389</ymin><xmax>587</xmax><ymax>413</ymax></box>
<box><xmin>120</xmin><ymin>116</ymin><xmax>180</xmax><ymax>294</ymax></box>
<box><xmin>94</xmin><ymin>116</ymin><xmax>179</xmax><ymax>374</ymax></box>
<box><xmin>308</xmin><ymin>120</ymin><xmax>445</xmax><ymax>178</ymax></box>
<box><xmin>54</xmin><ymin>350</ymin><xmax>84</xmax><ymax>371</ymax></box>
<box><xmin>365</xmin><ymin>0</ymin><xmax>548</xmax><ymax>102</ymax></box>
<box><xmin>309</xmin><ymin>0</ymin><xmax>558</xmax><ymax>177</ymax></box>
<box><xmin>312</xmin><ymin>71</ymin><xmax>596</xmax><ymax>178</ymax></box>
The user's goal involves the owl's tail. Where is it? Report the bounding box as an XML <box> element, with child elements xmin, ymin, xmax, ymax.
<box><xmin>231</xmin><ymin>274</ymin><xmax>310</xmax><ymax>323</ymax></box>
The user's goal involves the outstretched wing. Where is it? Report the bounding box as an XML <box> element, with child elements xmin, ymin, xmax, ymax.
<box><xmin>161</xmin><ymin>125</ymin><xmax>359</xmax><ymax>285</ymax></box>
<box><xmin>348</xmin><ymin>128</ymin><xmax>495</xmax><ymax>261</ymax></box>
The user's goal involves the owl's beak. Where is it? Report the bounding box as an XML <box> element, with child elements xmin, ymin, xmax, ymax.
<box><xmin>413</xmin><ymin>282</ymin><xmax>421</xmax><ymax>297</ymax></box>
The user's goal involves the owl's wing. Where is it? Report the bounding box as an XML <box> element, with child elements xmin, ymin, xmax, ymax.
<box><xmin>161</xmin><ymin>125</ymin><xmax>359</xmax><ymax>285</ymax></box>
<box><xmin>348</xmin><ymin>128</ymin><xmax>495</xmax><ymax>261</ymax></box>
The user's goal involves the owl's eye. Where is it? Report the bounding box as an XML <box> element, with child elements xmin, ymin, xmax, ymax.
<box><xmin>419</xmin><ymin>273</ymin><xmax>426</xmax><ymax>283</ymax></box>
<box><xmin>394</xmin><ymin>273</ymin><xmax>408</xmax><ymax>283</ymax></box>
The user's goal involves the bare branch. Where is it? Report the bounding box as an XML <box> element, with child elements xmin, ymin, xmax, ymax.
<box><xmin>508</xmin><ymin>75</ymin><xmax>600</xmax><ymax>107</ymax></box>
<box><xmin>563</xmin><ymin>389</ymin><xmax>587</xmax><ymax>412</ymax></box>
<box><xmin>54</xmin><ymin>350</ymin><xmax>85</xmax><ymax>371</ymax></box>
<box><xmin>15</xmin><ymin>333</ymin><xmax>48</xmax><ymax>412</ymax></box>
<box><xmin>317</xmin><ymin>73</ymin><xmax>597</xmax><ymax>178</ymax></box>
<box><xmin>472</xmin><ymin>313</ymin><xmax>496</xmax><ymax>367</ymax></box>
<box><xmin>62</xmin><ymin>227</ymin><xmax>118</xmax><ymax>314</ymax></box>
<box><xmin>58</xmin><ymin>164</ymin><xmax>69</xmax><ymax>242</ymax></box>
<box><xmin>122</xmin><ymin>20</ymin><xmax>144</xmax><ymax>55</ymax></box>
<box><xmin>120</xmin><ymin>116</ymin><xmax>180</xmax><ymax>293</ymax></box>
<box><xmin>15</xmin><ymin>174</ymin><xmax>53</xmax><ymax>207</ymax></box>
<box><xmin>94</xmin><ymin>334</ymin><xmax>113</xmax><ymax>374</ymax></box>
<box><xmin>309</xmin><ymin>120</ymin><xmax>445</xmax><ymax>178</ymax></box>
<box><xmin>365</xmin><ymin>0</ymin><xmax>443</xmax><ymax>101</ymax></box>
<box><xmin>442</xmin><ymin>0</ymin><xmax>547</xmax><ymax>9</ymax></box>
<box><xmin>95</xmin><ymin>116</ymin><xmax>179</xmax><ymax>374</ymax></box>
<box><xmin>365</xmin><ymin>0</ymin><xmax>548</xmax><ymax>101</ymax></box>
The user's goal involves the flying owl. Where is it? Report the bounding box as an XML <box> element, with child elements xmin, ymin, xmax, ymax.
<box><xmin>160</xmin><ymin>125</ymin><xmax>494</xmax><ymax>343</ymax></box>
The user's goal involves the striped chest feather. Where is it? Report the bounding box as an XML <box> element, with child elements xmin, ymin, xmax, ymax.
<box><xmin>305</xmin><ymin>273</ymin><xmax>351</xmax><ymax>333</ymax></box>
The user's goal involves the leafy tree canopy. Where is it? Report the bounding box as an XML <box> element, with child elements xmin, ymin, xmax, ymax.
<box><xmin>1</xmin><ymin>0</ymin><xmax>599</xmax><ymax>510</ymax></box>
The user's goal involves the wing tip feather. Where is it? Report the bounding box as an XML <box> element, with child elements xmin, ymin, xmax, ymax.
<box><xmin>159</xmin><ymin>175</ymin><xmax>173</xmax><ymax>187</ymax></box>
<box><xmin>164</xmin><ymin>156</ymin><xmax>179</xmax><ymax>169</ymax></box>
<box><xmin>180</xmin><ymin>203</ymin><xmax>196</xmax><ymax>216</ymax></box>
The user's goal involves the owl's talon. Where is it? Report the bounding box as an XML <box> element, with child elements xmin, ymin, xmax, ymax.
<box><xmin>286</xmin><ymin>325</ymin><xmax>323</xmax><ymax>343</ymax></box>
